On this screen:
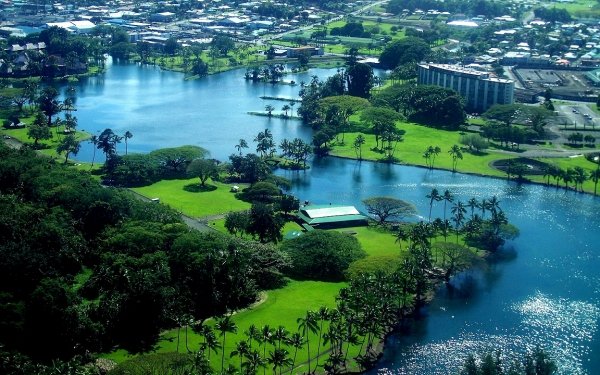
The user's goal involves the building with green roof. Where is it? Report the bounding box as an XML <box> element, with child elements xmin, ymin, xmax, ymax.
<box><xmin>297</xmin><ymin>205</ymin><xmax>368</xmax><ymax>229</ymax></box>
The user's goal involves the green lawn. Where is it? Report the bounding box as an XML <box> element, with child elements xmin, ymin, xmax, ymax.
<box><xmin>104</xmin><ymin>280</ymin><xmax>346</xmax><ymax>371</ymax></box>
<box><xmin>550</xmin><ymin>0</ymin><xmax>600</xmax><ymax>17</ymax></box>
<box><xmin>132</xmin><ymin>178</ymin><xmax>251</xmax><ymax>217</ymax></box>
<box><xmin>332</xmin><ymin>122</ymin><xmax>509</xmax><ymax>178</ymax></box>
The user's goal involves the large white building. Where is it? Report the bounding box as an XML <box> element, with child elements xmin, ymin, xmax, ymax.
<box><xmin>417</xmin><ymin>63</ymin><xmax>514</xmax><ymax>112</ymax></box>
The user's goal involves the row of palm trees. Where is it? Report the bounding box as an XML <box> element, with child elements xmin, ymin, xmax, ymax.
<box><xmin>542</xmin><ymin>163</ymin><xmax>600</xmax><ymax>194</ymax></box>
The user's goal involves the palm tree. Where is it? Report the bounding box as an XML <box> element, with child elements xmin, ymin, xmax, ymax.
<box><xmin>273</xmin><ymin>326</ymin><xmax>289</xmax><ymax>349</ymax></box>
<box><xmin>467</xmin><ymin>198</ymin><xmax>478</xmax><ymax>219</ymax></box>
<box><xmin>590</xmin><ymin>166</ymin><xmax>600</xmax><ymax>195</ymax></box>
<box><xmin>394</xmin><ymin>226</ymin><xmax>408</xmax><ymax>251</ymax></box>
<box><xmin>124</xmin><ymin>130</ymin><xmax>133</xmax><ymax>155</ymax></box>
<box><xmin>281</xmin><ymin>104</ymin><xmax>291</xmax><ymax>118</ymax></box>
<box><xmin>314</xmin><ymin>306</ymin><xmax>330</xmax><ymax>372</ymax></box>
<box><xmin>426</xmin><ymin>188</ymin><xmax>441</xmax><ymax>222</ymax></box>
<box><xmin>297</xmin><ymin>311</ymin><xmax>318</xmax><ymax>373</ymax></box>
<box><xmin>353</xmin><ymin>134</ymin><xmax>366</xmax><ymax>160</ymax></box>
<box><xmin>89</xmin><ymin>135</ymin><xmax>98</xmax><ymax>170</ymax></box>
<box><xmin>572</xmin><ymin>166</ymin><xmax>587</xmax><ymax>192</ymax></box>
<box><xmin>205</xmin><ymin>329</ymin><xmax>222</xmax><ymax>365</ymax></box>
<box><xmin>286</xmin><ymin>333</ymin><xmax>304</xmax><ymax>375</ymax></box>
<box><xmin>448</xmin><ymin>144</ymin><xmax>463</xmax><ymax>172</ymax></box>
<box><xmin>236</xmin><ymin>139</ymin><xmax>249</xmax><ymax>155</ymax></box>
<box><xmin>216</xmin><ymin>316</ymin><xmax>238</xmax><ymax>374</ymax></box>
<box><xmin>268</xmin><ymin>348</ymin><xmax>292</xmax><ymax>375</ymax></box>
<box><xmin>243</xmin><ymin>349</ymin><xmax>265</xmax><ymax>375</ymax></box>
<box><xmin>265</xmin><ymin>104</ymin><xmax>275</xmax><ymax>117</ymax></box>
<box><xmin>231</xmin><ymin>340</ymin><xmax>250</xmax><ymax>371</ymax></box>
<box><xmin>245</xmin><ymin>324</ymin><xmax>260</xmax><ymax>350</ymax></box>
<box><xmin>442</xmin><ymin>189</ymin><xmax>454</xmax><ymax>222</ymax></box>
<box><xmin>259</xmin><ymin>325</ymin><xmax>274</xmax><ymax>375</ymax></box>
<box><xmin>451</xmin><ymin>201</ymin><xmax>467</xmax><ymax>244</ymax></box>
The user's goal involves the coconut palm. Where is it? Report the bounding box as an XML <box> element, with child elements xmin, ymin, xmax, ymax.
<box><xmin>89</xmin><ymin>135</ymin><xmax>98</xmax><ymax>170</ymax></box>
<box><xmin>243</xmin><ymin>349</ymin><xmax>265</xmax><ymax>375</ymax></box>
<box><xmin>297</xmin><ymin>311</ymin><xmax>318</xmax><ymax>373</ymax></box>
<box><xmin>281</xmin><ymin>104</ymin><xmax>291</xmax><ymax>118</ymax></box>
<box><xmin>590</xmin><ymin>166</ymin><xmax>600</xmax><ymax>195</ymax></box>
<box><xmin>216</xmin><ymin>315</ymin><xmax>238</xmax><ymax>374</ymax></box>
<box><xmin>426</xmin><ymin>188</ymin><xmax>441</xmax><ymax>222</ymax></box>
<box><xmin>451</xmin><ymin>201</ymin><xmax>467</xmax><ymax>244</ymax></box>
<box><xmin>259</xmin><ymin>325</ymin><xmax>274</xmax><ymax>375</ymax></box>
<box><xmin>442</xmin><ymin>189</ymin><xmax>454</xmax><ymax>222</ymax></box>
<box><xmin>286</xmin><ymin>333</ymin><xmax>304</xmax><ymax>375</ymax></box>
<box><xmin>448</xmin><ymin>144</ymin><xmax>463</xmax><ymax>172</ymax></box>
<box><xmin>314</xmin><ymin>306</ymin><xmax>330</xmax><ymax>372</ymax></box>
<box><xmin>231</xmin><ymin>340</ymin><xmax>250</xmax><ymax>371</ymax></box>
<box><xmin>124</xmin><ymin>130</ymin><xmax>133</xmax><ymax>155</ymax></box>
<box><xmin>467</xmin><ymin>198</ymin><xmax>478</xmax><ymax>219</ymax></box>
<box><xmin>265</xmin><ymin>104</ymin><xmax>275</xmax><ymax>117</ymax></box>
<box><xmin>245</xmin><ymin>324</ymin><xmax>260</xmax><ymax>349</ymax></box>
<box><xmin>268</xmin><ymin>348</ymin><xmax>292</xmax><ymax>375</ymax></box>
<box><xmin>236</xmin><ymin>139</ymin><xmax>249</xmax><ymax>155</ymax></box>
<box><xmin>273</xmin><ymin>326</ymin><xmax>289</xmax><ymax>349</ymax></box>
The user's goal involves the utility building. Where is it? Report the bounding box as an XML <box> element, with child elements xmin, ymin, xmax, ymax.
<box><xmin>417</xmin><ymin>63</ymin><xmax>514</xmax><ymax>112</ymax></box>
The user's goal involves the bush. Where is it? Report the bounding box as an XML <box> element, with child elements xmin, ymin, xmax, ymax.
<box><xmin>281</xmin><ymin>230</ymin><xmax>366</xmax><ymax>281</ymax></box>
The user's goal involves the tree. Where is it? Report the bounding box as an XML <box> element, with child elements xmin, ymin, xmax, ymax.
<box><xmin>216</xmin><ymin>315</ymin><xmax>238</xmax><ymax>374</ymax></box>
<box><xmin>56</xmin><ymin>134</ymin><xmax>81</xmax><ymax>164</ymax></box>
<box><xmin>362</xmin><ymin>196</ymin><xmax>416</xmax><ymax>224</ymax></box>
<box><xmin>281</xmin><ymin>230</ymin><xmax>365</xmax><ymax>281</ymax></box>
<box><xmin>187</xmin><ymin>159</ymin><xmax>218</xmax><ymax>186</ymax></box>
<box><xmin>360</xmin><ymin>107</ymin><xmax>403</xmax><ymax>149</ymax></box>
<box><xmin>89</xmin><ymin>135</ymin><xmax>99</xmax><ymax>170</ymax></box>
<box><xmin>265</xmin><ymin>105</ymin><xmax>275</xmax><ymax>117</ymax></box>
<box><xmin>247</xmin><ymin>203</ymin><xmax>283</xmax><ymax>243</ymax></box>
<box><xmin>297</xmin><ymin>312</ymin><xmax>318</xmax><ymax>373</ymax></box>
<box><xmin>37</xmin><ymin>87</ymin><xmax>61</xmax><ymax>126</ymax></box>
<box><xmin>346</xmin><ymin>63</ymin><xmax>374</xmax><ymax>98</ymax></box>
<box><xmin>448</xmin><ymin>145</ymin><xmax>463</xmax><ymax>172</ymax></box>
<box><xmin>426</xmin><ymin>188</ymin><xmax>441</xmax><ymax>222</ymax></box>
<box><xmin>97</xmin><ymin>128</ymin><xmax>121</xmax><ymax>159</ymax></box>
<box><xmin>236</xmin><ymin>139</ymin><xmax>249</xmax><ymax>155</ymax></box>
<box><xmin>124</xmin><ymin>131</ymin><xmax>133</xmax><ymax>155</ymax></box>
<box><xmin>225</xmin><ymin>211</ymin><xmax>250</xmax><ymax>237</ymax></box>
<box><xmin>27</xmin><ymin>117</ymin><xmax>52</xmax><ymax>148</ymax></box>
<box><xmin>281</xmin><ymin>104</ymin><xmax>291</xmax><ymax>118</ymax></box>
<box><xmin>353</xmin><ymin>134</ymin><xmax>366</xmax><ymax>160</ymax></box>
<box><xmin>379</xmin><ymin>37</ymin><xmax>430</xmax><ymax>69</ymax></box>
<box><xmin>423</xmin><ymin>145</ymin><xmax>441</xmax><ymax>169</ymax></box>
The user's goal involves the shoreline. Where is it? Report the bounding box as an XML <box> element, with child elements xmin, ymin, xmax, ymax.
<box><xmin>327</xmin><ymin>152</ymin><xmax>600</xmax><ymax>197</ymax></box>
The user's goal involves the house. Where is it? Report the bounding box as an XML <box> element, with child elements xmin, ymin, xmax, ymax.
<box><xmin>297</xmin><ymin>205</ymin><xmax>368</xmax><ymax>229</ymax></box>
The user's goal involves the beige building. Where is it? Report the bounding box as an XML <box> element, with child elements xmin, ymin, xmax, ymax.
<box><xmin>417</xmin><ymin>63</ymin><xmax>514</xmax><ymax>112</ymax></box>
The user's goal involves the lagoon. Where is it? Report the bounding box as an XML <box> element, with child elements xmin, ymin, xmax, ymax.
<box><xmin>68</xmin><ymin>61</ymin><xmax>599</xmax><ymax>374</ymax></box>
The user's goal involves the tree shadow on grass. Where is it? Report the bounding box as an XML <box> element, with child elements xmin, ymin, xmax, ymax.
<box><xmin>183</xmin><ymin>183</ymin><xmax>217</xmax><ymax>193</ymax></box>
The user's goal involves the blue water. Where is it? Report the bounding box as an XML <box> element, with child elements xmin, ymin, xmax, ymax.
<box><xmin>64</xmin><ymin>61</ymin><xmax>600</xmax><ymax>374</ymax></box>
<box><xmin>278</xmin><ymin>158</ymin><xmax>600</xmax><ymax>374</ymax></box>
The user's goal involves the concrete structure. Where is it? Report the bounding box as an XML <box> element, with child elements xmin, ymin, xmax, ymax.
<box><xmin>297</xmin><ymin>205</ymin><xmax>368</xmax><ymax>229</ymax></box>
<box><xmin>417</xmin><ymin>63</ymin><xmax>514</xmax><ymax>112</ymax></box>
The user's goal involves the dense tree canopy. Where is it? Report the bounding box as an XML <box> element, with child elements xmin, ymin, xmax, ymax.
<box><xmin>379</xmin><ymin>37</ymin><xmax>430</xmax><ymax>70</ymax></box>
<box><xmin>281</xmin><ymin>230</ymin><xmax>366</xmax><ymax>281</ymax></box>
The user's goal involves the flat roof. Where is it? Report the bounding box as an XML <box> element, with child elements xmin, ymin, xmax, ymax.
<box><xmin>297</xmin><ymin>205</ymin><xmax>368</xmax><ymax>225</ymax></box>
<box><xmin>302</xmin><ymin>205</ymin><xmax>360</xmax><ymax>219</ymax></box>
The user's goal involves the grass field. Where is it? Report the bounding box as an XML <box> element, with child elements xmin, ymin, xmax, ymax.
<box><xmin>132</xmin><ymin>178</ymin><xmax>251</xmax><ymax>217</ymax></box>
<box><xmin>549</xmin><ymin>0</ymin><xmax>600</xmax><ymax>17</ymax></box>
<box><xmin>331</xmin><ymin>122</ymin><xmax>509</xmax><ymax>178</ymax></box>
<box><xmin>104</xmin><ymin>279</ymin><xmax>346</xmax><ymax>370</ymax></box>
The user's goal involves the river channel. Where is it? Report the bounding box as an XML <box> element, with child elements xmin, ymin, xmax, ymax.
<box><xmin>64</xmin><ymin>60</ymin><xmax>599</xmax><ymax>374</ymax></box>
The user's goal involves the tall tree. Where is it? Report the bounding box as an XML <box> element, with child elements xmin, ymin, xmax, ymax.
<box><xmin>362</xmin><ymin>196</ymin><xmax>417</xmax><ymax>224</ymax></box>
<box><xmin>124</xmin><ymin>131</ymin><xmax>133</xmax><ymax>155</ymax></box>
<box><xmin>448</xmin><ymin>145</ymin><xmax>463</xmax><ymax>172</ymax></box>
<box><xmin>56</xmin><ymin>134</ymin><xmax>81</xmax><ymax>164</ymax></box>
<box><xmin>216</xmin><ymin>315</ymin><xmax>238</xmax><ymax>374</ymax></box>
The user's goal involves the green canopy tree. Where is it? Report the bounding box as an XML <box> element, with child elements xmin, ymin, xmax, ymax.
<box><xmin>362</xmin><ymin>196</ymin><xmax>417</xmax><ymax>224</ymax></box>
<box><xmin>187</xmin><ymin>158</ymin><xmax>218</xmax><ymax>186</ymax></box>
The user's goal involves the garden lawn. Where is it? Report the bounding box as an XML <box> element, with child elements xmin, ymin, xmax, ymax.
<box><xmin>331</xmin><ymin>122</ymin><xmax>509</xmax><ymax>178</ymax></box>
<box><xmin>209</xmin><ymin>218</ymin><xmax>304</xmax><ymax>237</ymax></box>
<box><xmin>132</xmin><ymin>178</ymin><xmax>250</xmax><ymax>217</ymax></box>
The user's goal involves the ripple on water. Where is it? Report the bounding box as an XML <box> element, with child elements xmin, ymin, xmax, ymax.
<box><xmin>375</xmin><ymin>292</ymin><xmax>599</xmax><ymax>375</ymax></box>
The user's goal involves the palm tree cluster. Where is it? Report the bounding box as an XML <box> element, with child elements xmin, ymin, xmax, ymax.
<box><xmin>279</xmin><ymin>138</ymin><xmax>312</xmax><ymax>169</ymax></box>
<box><xmin>254</xmin><ymin>129</ymin><xmax>276</xmax><ymax>158</ymax></box>
<box><xmin>426</xmin><ymin>189</ymin><xmax>517</xmax><ymax>252</ymax></box>
<box><xmin>542</xmin><ymin>163</ymin><xmax>599</xmax><ymax>194</ymax></box>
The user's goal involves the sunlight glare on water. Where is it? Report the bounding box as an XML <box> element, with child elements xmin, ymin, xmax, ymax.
<box><xmin>373</xmin><ymin>292</ymin><xmax>600</xmax><ymax>375</ymax></box>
